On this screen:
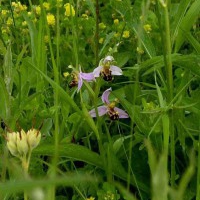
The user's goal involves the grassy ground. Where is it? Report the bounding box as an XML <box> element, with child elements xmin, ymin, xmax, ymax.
<box><xmin>0</xmin><ymin>0</ymin><xmax>200</xmax><ymax>199</ymax></box>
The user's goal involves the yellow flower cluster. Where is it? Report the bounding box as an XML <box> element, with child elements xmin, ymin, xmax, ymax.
<box><xmin>143</xmin><ymin>24</ymin><xmax>152</xmax><ymax>33</ymax></box>
<box><xmin>1</xmin><ymin>9</ymin><xmax>8</xmax><ymax>16</ymax></box>
<box><xmin>99</xmin><ymin>22</ymin><xmax>106</xmax><ymax>30</ymax></box>
<box><xmin>11</xmin><ymin>1</ymin><xmax>27</xmax><ymax>13</ymax></box>
<box><xmin>47</xmin><ymin>13</ymin><xmax>56</xmax><ymax>26</ymax></box>
<box><xmin>64</xmin><ymin>3</ymin><xmax>75</xmax><ymax>17</ymax></box>
<box><xmin>35</xmin><ymin>6</ymin><xmax>41</xmax><ymax>15</ymax></box>
<box><xmin>7</xmin><ymin>128</ymin><xmax>41</xmax><ymax>157</ymax></box>
<box><xmin>122</xmin><ymin>30</ymin><xmax>130</xmax><ymax>38</ymax></box>
<box><xmin>113</xmin><ymin>19</ymin><xmax>119</xmax><ymax>25</ymax></box>
<box><xmin>43</xmin><ymin>2</ymin><xmax>50</xmax><ymax>10</ymax></box>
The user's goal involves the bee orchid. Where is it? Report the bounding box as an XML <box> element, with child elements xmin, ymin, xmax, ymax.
<box><xmin>93</xmin><ymin>56</ymin><xmax>122</xmax><ymax>81</ymax></box>
<box><xmin>89</xmin><ymin>88</ymin><xmax>129</xmax><ymax>120</ymax></box>
<box><xmin>69</xmin><ymin>67</ymin><xmax>95</xmax><ymax>92</ymax></box>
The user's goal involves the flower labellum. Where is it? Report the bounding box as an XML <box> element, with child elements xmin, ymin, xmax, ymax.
<box><xmin>27</xmin><ymin>128</ymin><xmax>41</xmax><ymax>150</ymax></box>
<box><xmin>69</xmin><ymin>67</ymin><xmax>95</xmax><ymax>92</ymax></box>
<box><xmin>93</xmin><ymin>56</ymin><xmax>122</xmax><ymax>81</ymax></box>
<box><xmin>89</xmin><ymin>88</ymin><xmax>129</xmax><ymax>120</ymax></box>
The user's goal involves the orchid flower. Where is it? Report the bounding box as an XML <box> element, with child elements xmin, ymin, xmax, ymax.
<box><xmin>89</xmin><ymin>88</ymin><xmax>129</xmax><ymax>120</ymax></box>
<box><xmin>69</xmin><ymin>67</ymin><xmax>95</xmax><ymax>92</ymax></box>
<box><xmin>93</xmin><ymin>56</ymin><xmax>122</xmax><ymax>81</ymax></box>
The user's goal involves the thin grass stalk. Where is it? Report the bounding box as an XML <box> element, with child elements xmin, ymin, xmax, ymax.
<box><xmin>196</xmin><ymin>126</ymin><xmax>200</xmax><ymax>200</ymax></box>
<box><xmin>95</xmin><ymin>0</ymin><xmax>99</xmax><ymax>67</ymax></box>
<box><xmin>159</xmin><ymin>0</ymin><xmax>175</xmax><ymax>186</ymax></box>
<box><xmin>44</xmin><ymin>3</ymin><xmax>60</xmax><ymax>199</ymax></box>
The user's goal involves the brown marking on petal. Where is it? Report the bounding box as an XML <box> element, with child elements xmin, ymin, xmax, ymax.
<box><xmin>107</xmin><ymin>108</ymin><xmax>119</xmax><ymax>120</ymax></box>
<box><xmin>100</xmin><ymin>68</ymin><xmax>113</xmax><ymax>81</ymax></box>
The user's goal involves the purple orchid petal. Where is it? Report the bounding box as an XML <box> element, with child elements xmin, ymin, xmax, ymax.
<box><xmin>80</xmin><ymin>72</ymin><xmax>95</xmax><ymax>82</ymax></box>
<box><xmin>114</xmin><ymin>107</ymin><xmax>129</xmax><ymax>118</ymax></box>
<box><xmin>89</xmin><ymin>106</ymin><xmax>107</xmax><ymax>117</ymax></box>
<box><xmin>101</xmin><ymin>88</ymin><xmax>111</xmax><ymax>104</ymax></box>
<box><xmin>93</xmin><ymin>66</ymin><xmax>103</xmax><ymax>77</ymax></box>
<box><xmin>110</xmin><ymin>65</ymin><xmax>122</xmax><ymax>76</ymax></box>
<box><xmin>77</xmin><ymin>74</ymin><xmax>83</xmax><ymax>92</ymax></box>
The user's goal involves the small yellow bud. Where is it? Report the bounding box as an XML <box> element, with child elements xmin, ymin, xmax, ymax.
<box><xmin>47</xmin><ymin>13</ymin><xmax>56</xmax><ymax>26</ymax></box>
<box><xmin>1</xmin><ymin>10</ymin><xmax>8</xmax><ymax>16</ymax></box>
<box><xmin>122</xmin><ymin>30</ymin><xmax>130</xmax><ymax>38</ymax></box>
<box><xmin>44</xmin><ymin>35</ymin><xmax>49</xmax><ymax>43</ymax></box>
<box><xmin>113</xmin><ymin>19</ymin><xmax>119</xmax><ymax>25</ymax></box>
<box><xmin>35</xmin><ymin>6</ymin><xmax>41</xmax><ymax>15</ymax></box>
<box><xmin>143</xmin><ymin>24</ymin><xmax>152</xmax><ymax>33</ymax></box>
<box><xmin>63</xmin><ymin>72</ymin><xmax>70</xmax><ymax>77</ymax></box>
<box><xmin>99</xmin><ymin>22</ymin><xmax>106</xmax><ymax>30</ymax></box>
<box><xmin>64</xmin><ymin>3</ymin><xmax>75</xmax><ymax>17</ymax></box>
<box><xmin>7</xmin><ymin>132</ymin><xmax>19</xmax><ymax>157</ymax></box>
<box><xmin>82</xmin><ymin>14</ymin><xmax>89</xmax><ymax>20</ymax></box>
<box><xmin>99</xmin><ymin>38</ymin><xmax>104</xmax><ymax>44</ymax></box>
<box><xmin>6</xmin><ymin>17</ymin><xmax>13</xmax><ymax>26</ymax></box>
<box><xmin>27</xmin><ymin>128</ymin><xmax>41</xmax><ymax>150</ymax></box>
<box><xmin>43</xmin><ymin>2</ymin><xmax>50</xmax><ymax>10</ymax></box>
<box><xmin>22</xmin><ymin>21</ymin><xmax>27</xmax><ymax>26</ymax></box>
<box><xmin>136</xmin><ymin>47</ymin><xmax>144</xmax><ymax>54</ymax></box>
<box><xmin>16</xmin><ymin>130</ymin><xmax>29</xmax><ymax>156</ymax></box>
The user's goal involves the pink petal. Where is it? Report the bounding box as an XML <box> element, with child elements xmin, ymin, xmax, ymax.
<box><xmin>77</xmin><ymin>75</ymin><xmax>83</xmax><ymax>92</ymax></box>
<box><xmin>80</xmin><ymin>72</ymin><xmax>95</xmax><ymax>82</ymax></box>
<box><xmin>101</xmin><ymin>88</ymin><xmax>112</xmax><ymax>104</ymax></box>
<box><xmin>93</xmin><ymin>66</ymin><xmax>103</xmax><ymax>77</ymax></box>
<box><xmin>114</xmin><ymin>107</ymin><xmax>129</xmax><ymax>118</ymax></box>
<box><xmin>89</xmin><ymin>106</ymin><xmax>107</xmax><ymax>117</ymax></box>
<box><xmin>110</xmin><ymin>65</ymin><xmax>122</xmax><ymax>76</ymax></box>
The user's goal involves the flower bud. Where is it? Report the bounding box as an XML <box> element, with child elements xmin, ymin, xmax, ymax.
<box><xmin>27</xmin><ymin>128</ymin><xmax>41</xmax><ymax>150</ymax></box>
<box><xmin>16</xmin><ymin>130</ymin><xmax>29</xmax><ymax>156</ymax></box>
<box><xmin>7</xmin><ymin>132</ymin><xmax>19</xmax><ymax>157</ymax></box>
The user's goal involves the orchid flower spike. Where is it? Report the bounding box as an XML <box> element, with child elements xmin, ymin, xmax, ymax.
<box><xmin>93</xmin><ymin>56</ymin><xmax>122</xmax><ymax>81</ymax></box>
<box><xmin>89</xmin><ymin>88</ymin><xmax>129</xmax><ymax>120</ymax></box>
<box><xmin>69</xmin><ymin>66</ymin><xmax>95</xmax><ymax>92</ymax></box>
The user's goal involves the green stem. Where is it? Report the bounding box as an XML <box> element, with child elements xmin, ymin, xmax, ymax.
<box><xmin>161</xmin><ymin>0</ymin><xmax>175</xmax><ymax>186</ymax></box>
<box><xmin>95</xmin><ymin>0</ymin><xmax>99</xmax><ymax>67</ymax></box>
<box><xmin>196</xmin><ymin>124</ymin><xmax>200</xmax><ymax>200</ymax></box>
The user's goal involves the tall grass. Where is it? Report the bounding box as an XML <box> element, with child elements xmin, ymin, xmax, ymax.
<box><xmin>0</xmin><ymin>0</ymin><xmax>200</xmax><ymax>199</ymax></box>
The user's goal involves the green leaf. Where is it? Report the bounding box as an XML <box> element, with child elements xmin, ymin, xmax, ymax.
<box><xmin>0</xmin><ymin>174</ymin><xmax>98</xmax><ymax>195</ymax></box>
<box><xmin>171</xmin><ymin>0</ymin><xmax>192</xmax><ymax>47</ymax></box>
<box><xmin>0</xmin><ymin>77</ymin><xmax>10</xmax><ymax>119</ymax></box>
<box><xmin>174</xmin><ymin>0</ymin><xmax>200</xmax><ymax>52</ymax></box>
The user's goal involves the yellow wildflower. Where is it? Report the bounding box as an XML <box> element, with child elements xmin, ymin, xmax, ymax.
<box><xmin>63</xmin><ymin>72</ymin><xmax>70</xmax><ymax>77</ymax></box>
<box><xmin>99</xmin><ymin>38</ymin><xmax>104</xmax><ymax>44</ymax></box>
<box><xmin>113</xmin><ymin>19</ymin><xmax>119</xmax><ymax>25</ymax></box>
<box><xmin>136</xmin><ymin>47</ymin><xmax>144</xmax><ymax>54</ymax></box>
<box><xmin>99</xmin><ymin>22</ymin><xmax>106</xmax><ymax>30</ymax></box>
<box><xmin>44</xmin><ymin>35</ymin><xmax>49</xmax><ymax>43</ymax></box>
<box><xmin>1</xmin><ymin>10</ymin><xmax>8</xmax><ymax>16</ymax></box>
<box><xmin>143</xmin><ymin>24</ymin><xmax>152</xmax><ymax>33</ymax></box>
<box><xmin>6</xmin><ymin>17</ymin><xmax>13</xmax><ymax>26</ymax></box>
<box><xmin>35</xmin><ymin>6</ymin><xmax>41</xmax><ymax>15</ymax></box>
<box><xmin>114</xmin><ymin>32</ymin><xmax>120</xmax><ymax>38</ymax></box>
<box><xmin>43</xmin><ymin>2</ymin><xmax>50</xmax><ymax>10</ymax></box>
<box><xmin>28</xmin><ymin>11</ymin><xmax>32</xmax><ymax>16</ymax></box>
<box><xmin>87</xmin><ymin>197</ymin><xmax>95</xmax><ymax>200</ymax></box>
<box><xmin>22</xmin><ymin>21</ymin><xmax>27</xmax><ymax>26</ymax></box>
<box><xmin>57</xmin><ymin>0</ymin><xmax>63</xmax><ymax>7</ymax></box>
<box><xmin>22</xmin><ymin>28</ymin><xmax>29</xmax><ymax>35</ymax></box>
<box><xmin>1</xmin><ymin>27</ymin><xmax>10</xmax><ymax>34</ymax></box>
<box><xmin>122</xmin><ymin>30</ymin><xmax>130</xmax><ymax>38</ymax></box>
<box><xmin>64</xmin><ymin>3</ymin><xmax>75</xmax><ymax>17</ymax></box>
<box><xmin>82</xmin><ymin>13</ymin><xmax>89</xmax><ymax>20</ymax></box>
<box><xmin>47</xmin><ymin>13</ymin><xmax>55</xmax><ymax>26</ymax></box>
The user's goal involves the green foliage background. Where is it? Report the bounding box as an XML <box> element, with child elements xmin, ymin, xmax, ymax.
<box><xmin>0</xmin><ymin>0</ymin><xmax>200</xmax><ymax>199</ymax></box>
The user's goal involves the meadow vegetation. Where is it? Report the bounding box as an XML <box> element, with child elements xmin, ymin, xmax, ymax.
<box><xmin>0</xmin><ymin>0</ymin><xmax>200</xmax><ymax>199</ymax></box>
